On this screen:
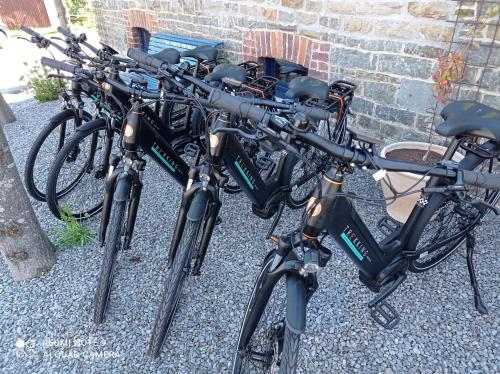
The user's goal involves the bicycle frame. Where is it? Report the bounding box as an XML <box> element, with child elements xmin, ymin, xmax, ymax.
<box><xmin>241</xmin><ymin>138</ymin><xmax>500</xmax><ymax>341</ymax></box>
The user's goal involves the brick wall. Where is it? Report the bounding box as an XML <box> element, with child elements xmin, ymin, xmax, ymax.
<box><xmin>91</xmin><ymin>0</ymin><xmax>500</xmax><ymax>142</ymax></box>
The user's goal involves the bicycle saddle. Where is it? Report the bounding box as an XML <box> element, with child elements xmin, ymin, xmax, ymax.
<box><xmin>180</xmin><ymin>45</ymin><xmax>218</xmax><ymax>61</ymax></box>
<box><xmin>280</xmin><ymin>62</ymin><xmax>308</xmax><ymax>76</ymax></box>
<box><xmin>151</xmin><ymin>48</ymin><xmax>181</xmax><ymax>65</ymax></box>
<box><xmin>437</xmin><ymin>101</ymin><xmax>500</xmax><ymax>141</ymax></box>
<box><xmin>205</xmin><ymin>63</ymin><xmax>247</xmax><ymax>84</ymax></box>
<box><xmin>286</xmin><ymin>76</ymin><xmax>329</xmax><ymax>100</ymax></box>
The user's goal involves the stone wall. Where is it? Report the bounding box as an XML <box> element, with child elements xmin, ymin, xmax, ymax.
<box><xmin>91</xmin><ymin>0</ymin><xmax>500</xmax><ymax>142</ymax></box>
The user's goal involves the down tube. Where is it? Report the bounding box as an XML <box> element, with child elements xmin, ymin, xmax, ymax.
<box><xmin>223</xmin><ymin>134</ymin><xmax>269</xmax><ymax>208</ymax></box>
<box><xmin>139</xmin><ymin>124</ymin><xmax>189</xmax><ymax>186</ymax></box>
<box><xmin>327</xmin><ymin>196</ymin><xmax>392</xmax><ymax>279</ymax></box>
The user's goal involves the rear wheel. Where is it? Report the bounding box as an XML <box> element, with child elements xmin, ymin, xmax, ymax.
<box><xmin>408</xmin><ymin>157</ymin><xmax>499</xmax><ymax>272</ymax></box>
<box><xmin>233</xmin><ymin>257</ymin><xmax>300</xmax><ymax>373</ymax></box>
<box><xmin>148</xmin><ymin>217</ymin><xmax>205</xmax><ymax>358</ymax></box>
<box><xmin>24</xmin><ymin>109</ymin><xmax>91</xmax><ymax>201</ymax></box>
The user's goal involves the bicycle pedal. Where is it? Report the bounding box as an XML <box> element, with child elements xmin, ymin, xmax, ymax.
<box><xmin>215</xmin><ymin>216</ymin><xmax>222</xmax><ymax>226</ymax></box>
<box><xmin>183</xmin><ymin>143</ymin><xmax>199</xmax><ymax>158</ymax></box>
<box><xmin>255</xmin><ymin>156</ymin><xmax>274</xmax><ymax>171</ymax></box>
<box><xmin>377</xmin><ymin>216</ymin><xmax>401</xmax><ymax>236</ymax></box>
<box><xmin>370</xmin><ymin>300</ymin><xmax>400</xmax><ymax>329</ymax></box>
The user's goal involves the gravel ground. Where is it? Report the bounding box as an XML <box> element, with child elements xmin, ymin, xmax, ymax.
<box><xmin>1</xmin><ymin>93</ymin><xmax>499</xmax><ymax>374</ymax></box>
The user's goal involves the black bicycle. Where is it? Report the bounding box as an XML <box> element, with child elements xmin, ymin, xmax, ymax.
<box><xmin>134</xmin><ymin>56</ymin><xmax>348</xmax><ymax>358</ymax></box>
<box><xmin>213</xmin><ymin>96</ymin><xmax>500</xmax><ymax>373</ymax></box>
<box><xmin>20</xmin><ymin>26</ymin><xmax>99</xmax><ymax>202</ymax></box>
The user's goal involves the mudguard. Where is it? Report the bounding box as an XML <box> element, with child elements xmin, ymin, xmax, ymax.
<box><xmin>114</xmin><ymin>174</ymin><xmax>131</xmax><ymax>202</ymax></box>
<box><xmin>286</xmin><ymin>274</ymin><xmax>307</xmax><ymax>334</ymax></box>
<box><xmin>187</xmin><ymin>189</ymin><xmax>210</xmax><ymax>222</ymax></box>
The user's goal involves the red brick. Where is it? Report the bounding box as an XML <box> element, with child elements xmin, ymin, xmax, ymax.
<box><xmin>317</xmin><ymin>61</ymin><xmax>329</xmax><ymax>71</ymax></box>
<box><xmin>309</xmin><ymin>70</ymin><xmax>328</xmax><ymax>81</ymax></box>
<box><xmin>271</xmin><ymin>32</ymin><xmax>277</xmax><ymax>58</ymax></box>
<box><xmin>260</xmin><ymin>32</ymin><xmax>266</xmax><ymax>56</ymax></box>
<box><xmin>320</xmin><ymin>43</ymin><xmax>330</xmax><ymax>52</ymax></box>
<box><xmin>312</xmin><ymin>52</ymin><xmax>329</xmax><ymax>62</ymax></box>
<box><xmin>277</xmin><ymin>32</ymin><xmax>284</xmax><ymax>59</ymax></box>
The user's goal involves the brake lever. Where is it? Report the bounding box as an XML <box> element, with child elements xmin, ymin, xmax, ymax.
<box><xmin>212</xmin><ymin>127</ymin><xmax>266</xmax><ymax>141</ymax></box>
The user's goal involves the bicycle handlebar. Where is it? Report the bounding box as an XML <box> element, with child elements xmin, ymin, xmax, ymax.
<box><xmin>127</xmin><ymin>48</ymin><xmax>165</xmax><ymax>69</ymax></box>
<box><xmin>57</xmin><ymin>26</ymin><xmax>72</xmax><ymax>37</ymax></box>
<box><xmin>20</xmin><ymin>25</ymin><xmax>40</xmax><ymax>38</ymax></box>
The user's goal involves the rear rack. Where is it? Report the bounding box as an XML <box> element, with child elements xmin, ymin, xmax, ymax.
<box><xmin>238</xmin><ymin>75</ymin><xmax>280</xmax><ymax>99</ymax></box>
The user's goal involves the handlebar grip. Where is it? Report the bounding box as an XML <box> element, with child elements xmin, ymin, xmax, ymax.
<box><xmin>20</xmin><ymin>25</ymin><xmax>40</xmax><ymax>38</ymax></box>
<box><xmin>127</xmin><ymin>48</ymin><xmax>164</xmax><ymax>69</ymax></box>
<box><xmin>462</xmin><ymin>170</ymin><xmax>500</xmax><ymax>190</ymax></box>
<box><xmin>40</xmin><ymin>57</ymin><xmax>78</xmax><ymax>74</ymax></box>
<box><xmin>208</xmin><ymin>89</ymin><xmax>268</xmax><ymax>123</ymax></box>
<box><xmin>295</xmin><ymin>104</ymin><xmax>331</xmax><ymax>121</ymax></box>
<box><xmin>57</xmin><ymin>26</ymin><xmax>73</xmax><ymax>37</ymax></box>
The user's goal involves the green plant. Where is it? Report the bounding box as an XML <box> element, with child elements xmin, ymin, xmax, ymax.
<box><xmin>65</xmin><ymin>0</ymin><xmax>88</xmax><ymax>16</ymax></box>
<box><xmin>52</xmin><ymin>206</ymin><xmax>94</xmax><ymax>249</ymax></box>
<box><xmin>20</xmin><ymin>63</ymin><xmax>63</xmax><ymax>102</ymax></box>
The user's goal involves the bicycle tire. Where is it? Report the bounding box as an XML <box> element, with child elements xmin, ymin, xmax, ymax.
<box><xmin>282</xmin><ymin>148</ymin><xmax>320</xmax><ymax>209</ymax></box>
<box><xmin>93</xmin><ymin>198</ymin><xmax>127</xmax><ymax>324</ymax></box>
<box><xmin>46</xmin><ymin>119</ymin><xmax>109</xmax><ymax>220</ymax></box>
<box><xmin>233</xmin><ymin>256</ymin><xmax>301</xmax><ymax>373</ymax></box>
<box><xmin>24</xmin><ymin>109</ymin><xmax>91</xmax><ymax>201</ymax></box>
<box><xmin>148</xmin><ymin>218</ymin><xmax>204</xmax><ymax>358</ymax></box>
<box><xmin>408</xmin><ymin>157</ymin><xmax>499</xmax><ymax>273</ymax></box>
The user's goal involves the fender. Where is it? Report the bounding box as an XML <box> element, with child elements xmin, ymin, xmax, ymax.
<box><xmin>114</xmin><ymin>174</ymin><xmax>131</xmax><ymax>202</ymax></box>
<box><xmin>75</xmin><ymin>117</ymin><xmax>107</xmax><ymax>133</ymax></box>
<box><xmin>286</xmin><ymin>274</ymin><xmax>307</xmax><ymax>334</ymax></box>
<box><xmin>187</xmin><ymin>189</ymin><xmax>210</xmax><ymax>222</ymax></box>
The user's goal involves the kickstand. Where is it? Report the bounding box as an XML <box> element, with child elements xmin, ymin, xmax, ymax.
<box><xmin>465</xmin><ymin>232</ymin><xmax>488</xmax><ymax>315</ymax></box>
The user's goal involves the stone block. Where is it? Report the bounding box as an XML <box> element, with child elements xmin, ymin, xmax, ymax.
<box><xmin>378</xmin><ymin>54</ymin><xmax>434</xmax><ymax>80</ymax></box>
<box><xmin>331</xmin><ymin>47</ymin><xmax>376</xmax><ymax>71</ymax></box>
<box><xmin>375</xmin><ymin>105</ymin><xmax>416</xmax><ymax>126</ymax></box>
<box><xmin>351</xmin><ymin>97</ymin><xmax>374</xmax><ymax>115</ymax></box>
<box><xmin>404</xmin><ymin>44</ymin><xmax>445</xmax><ymax>59</ymax></box>
<box><xmin>343</xmin><ymin>17</ymin><xmax>373</xmax><ymax>33</ymax></box>
<box><xmin>380</xmin><ymin>122</ymin><xmax>403</xmax><ymax>140</ymax></box>
<box><xmin>364</xmin><ymin>81</ymin><xmax>398</xmax><ymax>106</ymax></box>
<box><xmin>260</xmin><ymin>7</ymin><xmax>278</xmax><ymax>21</ymax></box>
<box><xmin>482</xmin><ymin>68</ymin><xmax>500</xmax><ymax>92</ymax></box>
<box><xmin>305</xmin><ymin>0</ymin><xmax>322</xmax><ymax>12</ymax></box>
<box><xmin>397</xmin><ymin>79</ymin><xmax>435</xmax><ymax>114</ymax></box>
<box><xmin>282</xmin><ymin>0</ymin><xmax>304</xmax><ymax>9</ymax></box>
<box><xmin>359</xmin><ymin>39</ymin><xmax>402</xmax><ymax>53</ymax></box>
<box><xmin>356</xmin><ymin>114</ymin><xmax>381</xmax><ymax>133</ymax></box>
<box><xmin>408</xmin><ymin>1</ymin><xmax>454</xmax><ymax>20</ymax></box>
<box><xmin>482</xmin><ymin>93</ymin><xmax>500</xmax><ymax>108</ymax></box>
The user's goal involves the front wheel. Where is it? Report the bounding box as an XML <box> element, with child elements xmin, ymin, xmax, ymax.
<box><xmin>233</xmin><ymin>256</ymin><xmax>301</xmax><ymax>373</ymax></box>
<box><xmin>46</xmin><ymin>119</ymin><xmax>112</xmax><ymax>220</ymax></box>
<box><xmin>93</xmin><ymin>197</ymin><xmax>127</xmax><ymax>324</ymax></box>
<box><xmin>24</xmin><ymin>109</ymin><xmax>91</xmax><ymax>201</ymax></box>
<box><xmin>148</xmin><ymin>218</ymin><xmax>204</xmax><ymax>358</ymax></box>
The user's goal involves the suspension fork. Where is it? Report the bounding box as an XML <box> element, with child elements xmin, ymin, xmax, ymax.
<box><xmin>123</xmin><ymin>160</ymin><xmax>146</xmax><ymax>250</ymax></box>
<box><xmin>191</xmin><ymin>198</ymin><xmax>221</xmax><ymax>275</ymax></box>
<box><xmin>167</xmin><ymin>168</ymin><xmax>201</xmax><ymax>268</ymax></box>
<box><xmin>99</xmin><ymin>168</ymin><xmax>125</xmax><ymax>244</ymax></box>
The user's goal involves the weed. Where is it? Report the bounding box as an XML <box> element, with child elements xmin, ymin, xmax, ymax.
<box><xmin>53</xmin><ymin>206</ymin><xmax>94</xmax><ymax>249</ymax></box>
<box><xmin>20</xmin><ymin>63</ymin><xmax>64</xmax><ymax>102</ymax></box>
